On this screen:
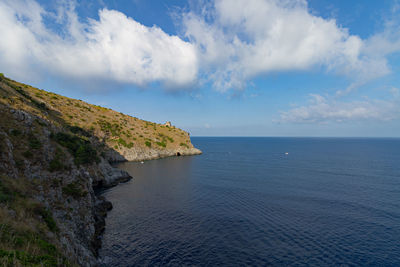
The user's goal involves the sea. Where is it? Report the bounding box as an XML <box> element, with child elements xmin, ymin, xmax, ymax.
<box><xmin>99</xmin><ymin>137</ymin><xmax>400</xmax><ymax>266</ymax></box>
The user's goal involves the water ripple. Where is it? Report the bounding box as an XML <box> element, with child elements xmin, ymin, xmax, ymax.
<box><xmin>100</xmin><ymin>138</ymin><xmax>400</xmax><ymax>266</ymax></box>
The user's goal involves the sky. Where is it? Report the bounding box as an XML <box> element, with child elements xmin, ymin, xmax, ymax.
<box><xmin>0</xmin><ymin>0</ymin><xmax>400</xmax><ymax>137</ymax></box>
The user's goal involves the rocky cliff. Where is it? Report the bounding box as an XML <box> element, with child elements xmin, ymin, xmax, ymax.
<box><xmin>0</xmin><ymin>74</ymin><xmax>201</xmax><ymax>266</ymax></box>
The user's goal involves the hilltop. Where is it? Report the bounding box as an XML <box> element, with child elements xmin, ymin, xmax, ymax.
<box><xmin>0</xmin><ymin>73</ymin><xmax>200</xmax><ymax>162</ymax></box>
<box><xmin>0</xmin><ymin>73</ymin><xmax>200</xmax><ymax>266</ymax></box>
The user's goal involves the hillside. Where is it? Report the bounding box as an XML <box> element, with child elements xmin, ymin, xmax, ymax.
<box><xmin>0</xmin><ymin>74</ymin><xmax>201</xmax><ymax>162</ymax></box>
<box><xmin>0</xmin><ymin>73</ymin><xmax>201</xmax><ymax>266</ymax></box>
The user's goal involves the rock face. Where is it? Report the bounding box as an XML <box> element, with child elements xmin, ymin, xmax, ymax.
<box><xmin>0</xmin><ymin>75</ymin><xmax>201</xmax><ymax>266</ymax></box>
<box><xmin>105</xmin><ymin>144</ymin><xmax>202</xmax><ymax>162</ymax></box>
<box><xmin>0</xmin><ymin>104</ymin><xmax>132</xmax><ymax>266</ymax></box>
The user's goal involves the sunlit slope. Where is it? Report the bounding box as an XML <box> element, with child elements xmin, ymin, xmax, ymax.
<box><xmin>0</xmin><ymin>73</ymin><xmax>201</xmax><ymax>161</ymax></box>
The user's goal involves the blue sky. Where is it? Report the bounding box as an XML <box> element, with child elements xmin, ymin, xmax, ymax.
<box><xmin>1</xmin><ymin>0</ymin><xmax>400</xmax><ymax>137</ymax></box>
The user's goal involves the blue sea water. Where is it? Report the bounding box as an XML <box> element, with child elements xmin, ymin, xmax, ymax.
<box><xmin>99</xmin><ymin>137</ymin><xmax>400</xmax><ymax>266</ymax></box>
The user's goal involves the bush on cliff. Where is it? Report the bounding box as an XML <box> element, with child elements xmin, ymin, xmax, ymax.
<box><xmin>62</xmin><ymin>182</ymin><xmax>87</xmax><ymax>199</ymax></box>
<box><xmin>50</xmin><ymin>132</ymin><xmax>99</xmax><ymax>166</ymax></box>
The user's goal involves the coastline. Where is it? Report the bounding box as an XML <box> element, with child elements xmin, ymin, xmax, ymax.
<box><xmin>93</xmin><ymin>151</ymin><xmax>201</xmax><ymax>263</ymax></box>
<box><xmin>0</xmin><ymin>74</ymin><xmax>203</xmax><ymax>266</ymax></box>
<box><xmin>106</xmin><ymin>147</ymin><xmax>202</xmax><ymax>163</ymax></box>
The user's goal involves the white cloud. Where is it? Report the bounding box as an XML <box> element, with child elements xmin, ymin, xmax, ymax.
<box><xmin>182</xmin><ymin>0</ymin><xmax>399</xmax><ymax>92</ymax></box>
<box><xmin>279</xmin><ymin>93</ymin><xmax>400</xmax><ymax>123</ymax></box>
<box><xmin>1</xmin><ymin>0</ymin><xmax>400</xmax><ymax>92</ymax></box>
<box><xmin>0</xmin><ymin>0</ymin><xmax>198</xmax><ymax>88</ymax></box>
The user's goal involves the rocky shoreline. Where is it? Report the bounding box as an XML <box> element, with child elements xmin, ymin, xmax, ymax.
<box><xmin>105</xmin><ymin>146</ymin><xmax>202</xmax><ymax>163</ymax></box>
<box><xmin>92</xmin><ymin>166</ymin><xmax>132</xmax><ymax>259</ymax></box>
<box><xmin>0</xmin><ymin>74</ymin><xmax>202</xmax><ymax>266</ymax></box>
<box><xmin>92</xmin><ymin>149</ymin><xmax>202</xmax><ymax>263</ymax></box>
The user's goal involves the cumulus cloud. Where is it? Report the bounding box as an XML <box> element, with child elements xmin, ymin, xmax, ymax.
<box><xmin>181</xmin><ymin>0</ymin><xmax>399</xmax><ymax>91</ymax></box>
<box><xmin>1</xmin><ymin>0</ymin><xmax>400</xmax><ymax>92</ymax></box>
<box><xmin>279</xmin><ymin>92</ymin><xmax>400</xmax><ymax>123</ymax></box>
<box><xmin>0</xmin><ymin>0</ymin><xmax>198</xmax><ymax>88</ymax></box>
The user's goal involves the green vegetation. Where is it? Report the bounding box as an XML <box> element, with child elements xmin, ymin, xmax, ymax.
<box><xmin>35</xmin><ymin>119</ymin><xmax>47</xmax><ymax>127</ymax></box>
<box><xmin>0</xmin><ymin>74</ymin><xmax>197</xmax><ymax>266</ymax></box>
<box><xmin>48</xmin><ymin>148</ymin><xmax>67</xmax><ymax>172</ymax></box>
<box><xmin>180</xmin><ymin>143</ymin><xmax>189</xmax><ymax>148</ymax></box>
<box><xmin>22</xmin><ymin>150</ymin><xmax>33</xmax><ymax>159</ymax></box>
<box><xmin>68</xmin><ymin>125</ymin><xmax>91</xmax><ymax>137</ymax></box>
<box><xmin>62</xmin><ymin>182</ymin><xmax>87</xmax><ymax>199</ymax></box>
<box><xmin>28</xmin><ymin>134</ymin><xmax>41</xmax><ymax>150</ymax></box>
<box><xmin>0</xmin><ymin>224</ymin><xmax>66</xmax><ymax>266</ymax></box>
<box><xmin>10</xmin><ymin>129</ymin><xmax>22</xmax><ymax>137</ymax></box>
<box><xmin>0</xmin><ymin>176</ymin><xmax>68</xmax><ymax>266</ymax></box>
<box><xmin>97</xmin><ymin>120</ymin><xmax>123</xmax><ymax>137</ymax></box>
<box><xmin>15</xmin><ymin>160</ymin><xmax>24</xmax><ymax>170</ymax></box>
<box><xmin>116</xmin><ymin>138</ymin><xmax>133</xmax><ymax>148</ymax></box>
<box><xmin>51</xmin><ymin>132</ymin><xmax>99</xmax><ymax>166</ymax></box>
<box><xmin>156</xmin><ymin>141</ymin><xmax>166</xmax><ymax>148</ymax></box>
<box><xmin>32</xmin><ymin>205</ymin><xmax>58</xmax><ymax>233</ymax></box>
<box><xmin>7</xmin><ymin>82</ymin><xmax>48</xmax><ymax>111</ymax></box>
<box><xmin>35</xmin><ymin>92</ymin><xmax>43</xmax><ymax>99</ymax></box>
<box><xmin>145</xmin><ymin>141</ymin><xmax>151</xmax><ymax>148</ymax></box>
<box><xmin>49</xmin><ymin>158</ymin><xmax>63</xmax><ymax>172</ymax></box>
<box><xmin>0</xmin><ymin>181</ymin><xmax>14</xmax><ymax>204</ymax></box>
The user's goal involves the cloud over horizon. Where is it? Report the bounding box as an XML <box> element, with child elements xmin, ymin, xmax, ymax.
<box><xmin>1</xmin><ymin>0</ymin><xmax>400</xmax><ymax>93</ymax></box>
<box><xmin>279</xmin><ymin>90</ymin><xmax>400</xmax><ymax>124</ymax></box>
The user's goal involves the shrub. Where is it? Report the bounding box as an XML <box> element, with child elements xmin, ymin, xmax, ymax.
<box><xmin>116</xmin><ymin>138</ymin><xmax>134</xmax><ymax>148</ymax></box>
<box><xmin>180</xmin><ymin>143</ymin><xmax>189</xmax><ymax>148</ymax></box>
<box><xmin>35</xmin><ymin>92</ymin><xmax>43</xmax><ymax>99</ymax></box>
<box><xmin>15</xmin><ymin>159</ymin><xmax>24</xmax><ymax>170</ymax></box>
<box><xmin>74</xmin><ymin>144</ymin><xmax>98</xmax><ymax>165</ymax></box>
<box><xmin>10</xmin><ymin>129</ymin><xmax>22</xmax><ymax>136</ymax></box>
<box><xmin>156</xmin><ymin>141</ymin><xmax>166</xmax><ymax>148</ymax></box>
<box><xmin>35</xmin><ymin>119</ymin><xmax>46</xmax><ymax>126</ymax></box>
<box><xmin>33</xmin><ymin>206</ymin><xmax>58</xmax><ymax>232</ymax></box>
<box><xmin>22</xmin><ymin>150</ymin><xmax>33</xmax><ymax>158</ymax></box>
<box><xmin>68</xmin><ymin>125</ymin><xmax>91</xmax><ymax>137</ymax></box>
<box><xmin>50</xmin><ymin>132</ymin><xmax>99</xmax><ymax>166</ymax></box>
<box><xmin>0</xmin><ymin>225</ymin><xmax>66</xmax><ymax>265</ymax></box>
<box><xmin>28</xmin><ymin>135</ymin><xmax>41</xmax><ymax>149</ymax></box>
<box><xmin>10</xmin><ymin>84</ymin><xmax>49</xmax><ymax>111</ymax></box>
<box><xmin>97</xmin><ymin>120</ymin><xmax>122</xmax><ymax>137</ymax></box>
<box><xmin>117</xmin><ymin>138</ymin><xmax>127</xmax><ymax>147</ymax></box>
<box><xmin>145</xmin><ymin>141</ymin><xmax>151</xmax><ymax>148</ymax></box>
<box><xmin>0</xmin><ymin>180</ymin><xmax>14</xmax><ymax>203</ymax></box>
<box><xmin>62</xmin><ymin>182</ymin><xmax>87</xmax><ymax>199</ymax></box>
<box><xmin>48</xmin><ymin>159</ymin><xmax>63</xmax><ymax>172</ymax></box>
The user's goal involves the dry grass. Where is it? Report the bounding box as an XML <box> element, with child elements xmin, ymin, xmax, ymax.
<box><xmin>0</xmin><ymin>73</ymin><xmax>196</xmax><ymax>265</ymax></box>
<box><xmin>0</xmin><ymin>75</ymin><xmax>193</xmax><ymax>154</ymax></box>
<box><xmin>0</xmin><ymin>176</ymin><xmax>71</xmax><ymax>266</ymax></box>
